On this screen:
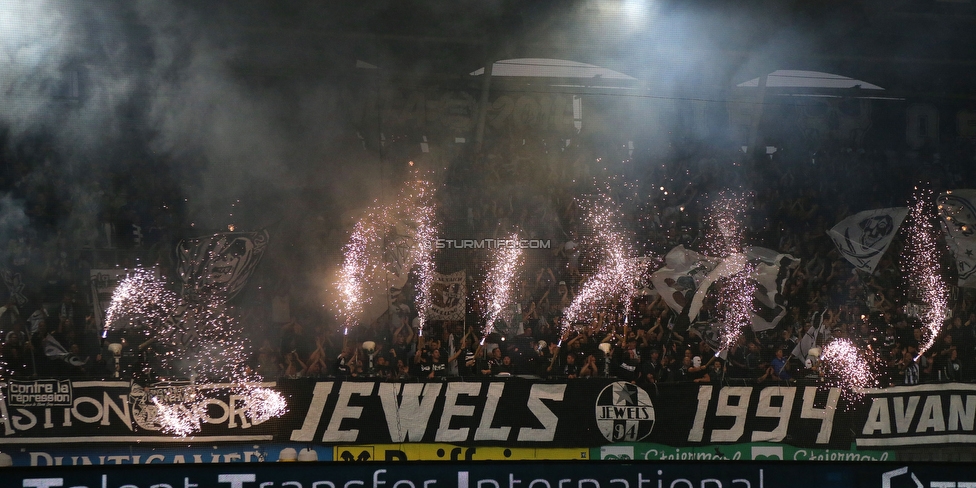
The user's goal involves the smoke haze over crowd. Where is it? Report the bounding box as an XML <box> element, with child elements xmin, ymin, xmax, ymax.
<box><xmin>1</xmin><ymin>0</ymin><xmax>975</xmax><ymax>323</ymax></box>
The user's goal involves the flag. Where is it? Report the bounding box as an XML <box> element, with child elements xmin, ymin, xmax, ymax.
<box><xmin>827</xmin><ymin>207</ymin><xmax>908</xmax><ymax>273</ymax></box>
<box><xmin>686</xmin><ymin>247</ymin><xmax>799</xmax><ymax>332</ymax></box>
<box><xmin>428</xmin><ymin>271</ymin><xmax>466</xmax><ymax>321</ymax></box>
<box><xmin>362</xmin><ymin>218</ymin><xmax>431</xmax><ymax>326</ymax></box>
<box><xmin>42</xmin><ymin>334</ymin><xmax>69</xmax><ymax>360</ymax></box>
<box><xmin>0</xmin><ymin>266</ymin><xmax>26</xmax><ymax>306</ymax></box>
<box><xmin>938</xmin><ymin>190</ymin><xmax>976</xmax><ymax>288</ymax></box>
<box><xmin>690</xmin><ymin>322</ymin><xmax>728</xmax><ymax>359</ymax></box>
<box><xmin>42</xmin><ymin>333</ymin><xmax>87</xmax><ymax>367</ymax></box>
<box><xmin>177</xmin><ymin>230</ymin><xmax>269</xmax><ymax>299</ymax></box>
<box><xmin>650</xmin><ymin>245</ymin><xmax>719</xmax><ymax>314</ymax></box>
<box><xmin>27</xmin><ymin>309</ymin><xmax>47</xmax><ymax>335</ymax></box>
<box><xmin>687</xmin><ymin>253</ymin><xmax>748</xmax><ymax>322</ymax></box>
<box><xmin>747</xmin><ymin>247</ymin><xmax>800</xmax><ymax>331</ymax></box>
<box><xmin>792</xmin><ymin>310</ymin><xmax>826</xmax><ymax>360</ymax></box>
<box><xmin>382</xmin><ymin>224</ymin><xmax>415</xmax><ymax>279</ymax></box>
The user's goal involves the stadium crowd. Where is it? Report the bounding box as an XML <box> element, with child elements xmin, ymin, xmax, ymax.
<box><xmin>296</xmin><ymin>133</ymin><xmax>976</xmax><ymax>388</ymax></box>
<box><xmin>2</xmin><ymin>122</ymin><xmax>976</xmax><ymax>390</ymax></box>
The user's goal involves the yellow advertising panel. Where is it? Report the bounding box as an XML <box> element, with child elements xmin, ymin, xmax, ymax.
<box><xmin>334</xmin><ymin>444</ymin><xmax>588</xmax><ymax>462</ymax></box>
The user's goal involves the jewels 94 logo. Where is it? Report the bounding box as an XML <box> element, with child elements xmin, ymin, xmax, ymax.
<box><xmin>595</xmin><ymin>382</ymin><xmax>654</xmax><ymax>442</ymax></box>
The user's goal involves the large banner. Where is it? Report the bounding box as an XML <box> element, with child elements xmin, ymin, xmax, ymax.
<box><xmin>10</xmin><ymin>443</ymin><xmax>334</xmax><ymax>466</ymax></box>
<box><xmin>0</xmin><ymin>380</ymin><xmax>279</xmax><ymax>444</ymax></box>
<box><xmin>332</xmin><ymin>444</ymin><xmax>587</xmax><ymax>462</ymax></box>
<box><xmin>4</xmin><ymin>379</ymin><xmax>976</xmax><ymax>451</ymax></box>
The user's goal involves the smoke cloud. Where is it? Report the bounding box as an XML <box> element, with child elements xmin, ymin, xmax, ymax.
<box><xmin>2</xmin><ymin>1</ymin><xmax>941</xmax><ymax>323</ymax></box>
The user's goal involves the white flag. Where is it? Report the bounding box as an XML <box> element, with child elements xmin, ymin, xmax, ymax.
<box><xmin>687</xmin><ymin>253</ymin><xmax>748</xmax><ymax>322</ymax></box>
<box><xmin>42</xmin><ymin>333</ymin><xmax>87</xmax><ymax>366</ymax></box>
<box><xmin>650</xmin><ymin>245</ymin><xmax>719</xmax><ymax>313</ymax></box>
<box><xmin>428</xmin><ymin>271</ymin><xmax>466</xmax><ymax>321</ymax></box>
<box><xmin>746</xmin><ymin>247</ymin><xmax>800</xmax><ymax>332</ymax></box>
<box><xmin>827</xmin><ymin>207</ymin><xmax>908</xmax><ymax>273</ymax></box>
<box><xmin>42</xmin><ymin>334</ymin><xmax>69</xmax><ymax>360</ymax></box>
<box><xmin>792</xmin><ymin>310</ymin><xmax>826</xmax><ymax>360</ymax></box>
<box><xmin>687</xmin><ymin>247</ymin><xmax>799</xmax><ymax>332</ymax></box>
<box><xmin>938</xmin><ymin>190</ymin><xmax>976</xmax><ymax>288</ymax></box>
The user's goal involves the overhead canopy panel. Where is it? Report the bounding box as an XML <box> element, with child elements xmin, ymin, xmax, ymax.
<box><xmin>738</xmin><ymin>70</ymin><xmax>884</xmax><ymax>90</ymax></box>
<box><xmin>471</xmin><ymin>58</ymin><xmax>636</xmax><ymax>80</ymax></box>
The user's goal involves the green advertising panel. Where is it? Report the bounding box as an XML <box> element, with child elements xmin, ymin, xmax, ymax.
<box><xmin>594</xmin><ymin>442</ymin><xmax>893</xmax><ymax>461</ymax></box>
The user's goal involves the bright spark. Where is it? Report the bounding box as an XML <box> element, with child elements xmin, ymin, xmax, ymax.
<box><xmin>705</xmin><ymin>192</ymin><xmax>754</xmax><ymax>353</ymax></box>
<box><xmin>104</xmin><ymin>269</ymin><xmax>287</xmax><ymax>436</ymax></box>
<box><xmin>820</xmin><ymin>338</ymin><xmax>878</xmax><ymax>401</ymax></box>
<box><xmin>481</xmin><ymin>233</ymin><xmax>524</xmax><ymax>343</ymax></box>
<box><xmin>902</xmin><ymin>188</ymin><xmax>949</xmax><ymax>359</ymax></box>
<box><xmin>335</xmin><ymin>177</ymin><xmax>439</xmax><ymax>335</ymax></box>
<box><xmin>563</xmin><ymin>195</ymin><xmax>647</xmax><ymax>329</ymax></box>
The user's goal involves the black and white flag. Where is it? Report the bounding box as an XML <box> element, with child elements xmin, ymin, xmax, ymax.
<box><xmin>827</xmin><ymin>207</ymin><xmax>908</xmax><ymax>273</ymax></box>
<box><xmin>650</xmin><ymin>245</ymin><xmax>718</xmax><ymax>314</ymax></box>
<box><xmin>792</xmin><ymin>310</ymin><xmax>826</xmax><ymax>361</ymax></box>
<box><xmin>686</xmin><ymin>247</ymin><xmax>799</xmax><ymax>332</ymax></box>
<box><xmin>652</xmin><ymin>246</ymin><xmax>797</xmax><ymax>333</ymax></box>
<box><xmin>428</xmin><ymin>271</ymin><xmax>466</xmax><ymax>321</ymax></box>
<box><xmin>42</xmin><ymin>333</ymin><xmax>87</xmax><ymax>367</ymax></box>
<box><xmin>177</xmin><ymin>230</ymin><xmax>269</xmax><ymax>299</ymax></box>
<box><xmin>746</xmin><ymin>247</ymin><xmax>800</xmax><ymax>331</ymax></box>
<box><xmin>0</xmin><ymin>266</ymin><xmax>26</xmax><ymax>306</ymax></box>
<box><xmin>938</xmin><ymin>190</ymin><xmax>976</xmax><ymax>288</ymax></box>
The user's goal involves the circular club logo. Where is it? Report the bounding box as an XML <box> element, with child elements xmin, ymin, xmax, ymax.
<box><xmin>595</xmin><ymin>381</ymin><xmax>655</xmax><ymax>442</ymax></box>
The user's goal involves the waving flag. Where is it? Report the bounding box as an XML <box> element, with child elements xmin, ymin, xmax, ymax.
<box><xmin>686</xmin><ymin>247</ymin><xmax>799</xmax><ymax>332</ymax></box>
<box><xmin>827</xmin><ymin>207</ymin><xmax>908</xmax><ymax>273</ymax></box>
<box><xmin>177</xmin><ymin>230</ymin><xmax>269</xmax><ymax>299</ymax></box>
<box><xmin>42</xmin><ymin>333</ymin><xmax>88</xmax><ymax>367</ymax></box>
<box><xmin>652</xmin><ymin>245</ymin><xmax>798</xmax><ymax>333</ymax></box>
<box><xmin>0</xmin><ymin>266</ymin><xmax>26</xmax><ymax>306</ymax></box>
<box><xmin>746</xmin><ymin>247</ymin><xmax>800</xmax><ymax>331</ymax></box>
<box><xmin>792</xmin><ymin>310</ymin><xmax>827</xmax><ymax>361</ymax></box>
<box><xmin>938</xmin><ymin>190</ymin><xmax>976</xmax><ymax>288</ymax></box>
<box><xmin>650</xmin><ymin>245</ymin><xmax>718</xmax><ymax>314</ymax></box>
